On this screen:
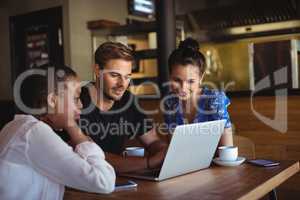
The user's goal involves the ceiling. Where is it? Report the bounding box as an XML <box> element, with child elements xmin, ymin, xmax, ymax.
<box><xmin>175</xmin><ymin>0</ymin><xmax>300</xmax><ymax>41</ymax></box>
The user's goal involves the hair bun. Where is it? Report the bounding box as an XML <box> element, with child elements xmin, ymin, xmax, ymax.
<box><xmin>178</xmin><ymin>38</ymin><xmax>199</xmax><ymax>51</ymax></box>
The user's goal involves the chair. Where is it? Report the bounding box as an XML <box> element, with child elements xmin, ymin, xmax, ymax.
<box><xmin>233</xmin><ymin>135</ymin><xmax>256</xmax><ymax>160</ymax></box>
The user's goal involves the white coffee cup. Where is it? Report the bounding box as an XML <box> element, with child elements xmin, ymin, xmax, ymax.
<box><xmin>218</xmin><ymin>146</ymin><xmax>238</xmax><ymax>161</ymax></box>
<box><xmin>123</xmin><ymin>147</ymin><xmax>145</xmax><ymax>157</ymax></box>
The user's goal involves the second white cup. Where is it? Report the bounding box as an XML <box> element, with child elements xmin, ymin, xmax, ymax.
<box><xmin>218</xmin><ymin>146</ymin><xmax>238</xmax><ymax>161</ymax></box>
<box><xmin>123</xmin><ymin>147</ymin><xmax>145</xmax><ymax>157</ymax></box>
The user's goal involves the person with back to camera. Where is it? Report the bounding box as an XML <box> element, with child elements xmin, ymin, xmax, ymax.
<box><xmin>163</xmin><ymin>38</ymin><xmax>233</xmax><ymax>146</ymax></box>
<box><xmin>0</xmin><ymin>64</ymin><xmax>115</xmax><ymax>200</ymax></box>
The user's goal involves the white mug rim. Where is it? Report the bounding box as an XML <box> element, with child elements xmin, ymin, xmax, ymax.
<box><xmin>218</xmin><ymin>146</ymin><xmax>237</xmax><ymax>150</ymax></box>
<box><xmin>125</xmin><ymin>146</ymin><xmax>144</xmax><ymax>151</ymax></box>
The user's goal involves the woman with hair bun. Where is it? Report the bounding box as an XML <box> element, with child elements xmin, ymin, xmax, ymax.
<box><xmin>164</xmin><ymin>38</ymin><xmax>233</xmax><ymax>146</ymax></box>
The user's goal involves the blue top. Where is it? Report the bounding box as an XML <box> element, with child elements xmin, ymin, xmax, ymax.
<box><xmin>164</xmin><ymin>87</ymin><xmax>232</xmax><ymax>133</ymax></box>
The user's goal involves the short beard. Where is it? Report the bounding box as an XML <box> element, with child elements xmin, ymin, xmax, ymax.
<box><xmin>102</xmin><ymin>89</ymin><xmax>125</xmax><ymax>101</ymax></box>
<box><xmin>102</xmin><ymin>90</ymin><xmax>116</xmax><ymax>101</ymax></box>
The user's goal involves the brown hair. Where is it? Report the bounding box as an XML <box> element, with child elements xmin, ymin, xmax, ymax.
<box><xmin>19</xmin><ymin>64</ymin><xmax>77</xmax><ymax>114</ymax></box>
<box><xmin>94</xmin><ymin>41</ymin><xmax>134</xmax><ymax>69</ymax></box>
<box><xmin>168</xmin><ymin>38</ymin><xmax>206</xmax><ymax>75</ymax></box>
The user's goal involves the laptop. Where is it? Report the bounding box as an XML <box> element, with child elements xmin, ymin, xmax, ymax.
<box><xmin>120</xmin><ymin>120</ymin><xmax>226</xmax><ymax>181</ymax></box>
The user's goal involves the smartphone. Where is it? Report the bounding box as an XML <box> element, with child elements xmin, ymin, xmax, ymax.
<box><xmin>247</xmin><ymin>159</ymin><xmax>280</xmax><ymax>167</ymax></box>
<box><xmin>114</xmin><ymin>180</ymin><xmax>138</xmax><ymax>191</ymax></box>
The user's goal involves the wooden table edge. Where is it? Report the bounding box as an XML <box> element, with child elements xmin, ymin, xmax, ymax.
<box><xmin>238</xmin><ymin>161</ymin><xmax>300</xmax><ymax>200</ymax></box>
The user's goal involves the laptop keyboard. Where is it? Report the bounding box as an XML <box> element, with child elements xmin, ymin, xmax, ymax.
<box><xmin>134</xmin><ymin>169</ymin><xmax>161</xmax><ymax>177</ymax></box>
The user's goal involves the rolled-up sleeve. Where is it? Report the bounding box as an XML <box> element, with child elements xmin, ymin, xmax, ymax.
<box><xmin>26</xmin><ymin>122</ymin><xmax>116</xmax><ymax>194</ymax></box>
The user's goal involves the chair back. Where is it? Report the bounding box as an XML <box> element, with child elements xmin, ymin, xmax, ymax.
<box><xmin>233</xmin><ymin>135</ymin><xmax>255</xmax><ymax>159</ymax></box>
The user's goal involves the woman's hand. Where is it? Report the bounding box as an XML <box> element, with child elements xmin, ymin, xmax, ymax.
<box><xmin>63</xmin><ymin>117</ymin><xmax>79</xmax><ymax>129</ymax></box>
<box><xmin>65</xmin><ymin>125</ymin><xmax>91</xmax><ymax>147</ymax></box>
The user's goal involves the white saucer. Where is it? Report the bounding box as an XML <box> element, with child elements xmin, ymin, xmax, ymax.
<box><xmin>213</xmin><ymin>157</ymin><xmax>246</xmax><ymax>167</ymax></box>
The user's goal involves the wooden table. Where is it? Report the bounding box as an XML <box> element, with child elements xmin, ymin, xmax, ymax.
<box><xmin>64</xmin><ymin>160</ymin><xmax>299</xmax><ymax>200</ymax></box>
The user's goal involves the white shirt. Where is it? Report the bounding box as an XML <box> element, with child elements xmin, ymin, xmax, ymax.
<box><xmin>0</xmin><ymin>115</ymin><xmax>116</xmax><ymax>200</ymax></box>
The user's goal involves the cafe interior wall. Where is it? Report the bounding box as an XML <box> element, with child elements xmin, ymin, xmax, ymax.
<box><xmin>67</xmin><ymin>0</ymin><xmax>127</xmax><ymax>82</ymax></box>
<box><xmin>199</xmin><ymin>33</ymin><xmax>300</xmax><ymax>91</ymax></box>
<box><xmin>0</xmin><ymin>0</ymin><xmax>65</xmax><ymax>101</ymax></box>
<box><xmin>0</xmin><ymin>0</ymin><xmax>128</xmax><ymax>100</ymax></box>
<box><xmin>175</xmin><ymin>0</ymin><xmax>300</xmax><ymax>92</ymax></box>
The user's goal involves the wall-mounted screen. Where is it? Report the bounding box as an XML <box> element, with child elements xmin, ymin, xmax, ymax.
<box><xmin>128</xmin><ymin>0</ymin><xmax>155</xmax><ymax>18</ymax></box>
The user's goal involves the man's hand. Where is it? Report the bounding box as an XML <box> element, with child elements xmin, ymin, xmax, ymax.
<box><xmin>148</xmin><ymin>147</ymin><xmax>168</xmax><ymax>169</ymax></box>
<box><xmin>105</xmin><ymin>128</ymin><xmax>169</xmax><ymax>173</ymax></box>
<box><xmin>139</xmin><ymin>128</ymin><xmax>169</xmax><ymax>169</ymax></box>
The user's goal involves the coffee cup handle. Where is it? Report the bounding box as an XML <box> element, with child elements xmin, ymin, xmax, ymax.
<box><xmin>122</xmin><ymin>151</ymin><xmax>128</xmax><ymax>157</ymax></box>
